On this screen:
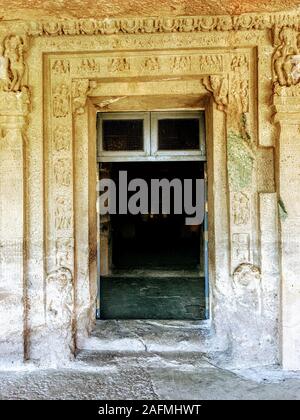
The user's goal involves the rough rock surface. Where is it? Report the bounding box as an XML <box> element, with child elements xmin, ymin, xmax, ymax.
<box><xmin>0</xmin><ymin>0</ymin><xmax>299</xmax><ymax>20</ymax></box>
<box><xmin>1</xmin><ymin>352</ymin><xmax>300</xmax><ymax>400</ymax></box>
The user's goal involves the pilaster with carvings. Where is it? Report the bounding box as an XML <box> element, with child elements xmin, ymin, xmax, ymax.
<box><xmin>272</xmin><ymin>25</ymin><xmax>300</xmax><ymax>369</ymax></box>
<box><xmin>0</xmin><ymin>32</ymin><xmax>30</xmax><ymax>361</ymax></box>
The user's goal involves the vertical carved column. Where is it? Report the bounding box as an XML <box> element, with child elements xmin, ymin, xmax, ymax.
<box><xmin>0</xmin><ymin>33</ymin><xmax>29</xmax><ymax>362</ymax></box>
<box><xmin>272</xmin><ymin>26</ymin><xmax>300</xmax><ymax>369</ymax></box>
<box><xmin>274</xmin><ymin>87</ymin><xmax>300</xmax><ymax>370</ymax></box>
<box><xmin>0</xmin><ymin>90</ymin><xmax>29</xmax><ymax>362</ymax></box>
<box><xmin>203</xmin><ymin>51</ymin><xmax>278</xmax><ymax>365</ymax></box>
<box><xmin>72</xmin><ymin>82</ymin><xmax>97</xmax><ymax>347</ymax></box>
<box><xmin>44</xmin><ymin>58</ymin><xmax>75</xmax><ymax>362</ymax></box>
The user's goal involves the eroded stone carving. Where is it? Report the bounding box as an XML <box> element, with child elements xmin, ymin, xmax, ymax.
<box><xmin>171</xmin><ymin>56</ymin><xmax>191</xmax><ymax>72</ymax></box>
<box><xmin>233</xmin><ymin>192</ymin><xmax>250</xmax><ymax>226</ymax></box>
<box><xmin>0</xmin><ymin>88</ymin><xmax>30</xmax><ymax>115</ymax></box>
<box><xmin>55</xmin><ymin>196</ymin><xmax>72</xmax><ymax>230</ymax></box>
<box><xmin>55</xmin><ymin>238</ymin><xmax>73</xmax><ymax>267</ymax></box>
<box><xmin>199</xmin><ymin>54</ymin><xmax>223</xmax><ymax>73</ymax></box>
<box><xmin>233</xmin><ymin>263</ymin><xmax>262</xmax><ymax>314</ymax></box>
<box><xmin>52</xmin><ymin>84</ymin><xmax>70</xmax><ymax>117</ymax></box>
<box><xmin>54</xmin><ymin>159</ymin><xmax>71</xmax><ymax>187</ymax></box>
<box><xmin>142</xmin><ymin>57</ymin><xmax>160</xmax><ymax>71</ymax></box>
<box><xmin>108</xmin><ymin>58</ymin><xmax>130</xmax><ymax>73</ymax></box>
<box><xmin>202</xmin><ymin>75</ymin><xmax>229</xmax><ymax>112</ymax></box>
<box><xmin>52</xmin><ymin>59</ymin><xmax>70</xmax><ymax>75</ymax></box>
<box><xmin>72</xmin><ymin>79</ymin><xmax>96</xmax><ymax>114</ymax></box>
<box><xmin>53</xmin><ymin>125</ymin><xmax>70</xmax><ymax>152</ymax></box>
<box><xmin>273</xmin><ymin>26</ymin><xmax>300</xmax><ymax>87</ymax></box>
<box><xmin>232</xmin><ymin>233</ymin><xmax>250</xmax><ymax>262</ymax></box>
<box><xmin>77</xmin><ymin>58</ymin><xmax>100</xmax><ymax>75</ymax></box>
<box><xmin>0</xmin><ymin>35</ymin><xmax>27</xmax><ymax>92</ymax></box>
<box><xmin>24</xmin><ymin>14</ymin><xmax>300</xmax><ymax>37</ymax></box>
<box><xmin>46</xmin><ymin>267</ymin><xmax>74</xmax><ymax>342</ymax></box>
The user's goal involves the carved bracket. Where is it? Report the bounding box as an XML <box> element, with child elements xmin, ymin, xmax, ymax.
<box><xmin>202</xmin><ymin>75</ymin><xmax>229</xmax><ymax>112</ymax></box>
<box><xmin>72</xmin><ymin>79</ymin><xmax>97</xmax><ymax>114</ymax></box>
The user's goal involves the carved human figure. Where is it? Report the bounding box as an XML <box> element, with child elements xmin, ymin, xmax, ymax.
<box><xmin>273</xmin><ymin>27</ymin><xmax>300</xmax><ymax>86</ymax></box>
<box><xmin>54</xmin><ymin>159</ymin><xmax>71</xmax><ymax>187</ymax></box>
<box><xmin>2</xmin><ymin>35</ymin><xmax>26</xmax><ymax>92</ymax></box>
<box><xmin>46</xmin><ymin>267</ymin><xmax>73</xmax><ymax>329</ymax></box>
<box><xmin>203</xmin><ymin>75</ymin><xmax>228</xmax><ymax>112</ymax></box>
<box><xmin>233</xmin><ymin>192</ymin><xmax>250</xmax><ymax>226</ymax></box>
<box><xmin>53</xmin><ymin>84</ymin><xmax>70</xmax><ymax>117</ymax></box>
<box><xmin>55</xmin><ymin>196</ymin><xmax>71</xmax><ymax>230</ymax></box>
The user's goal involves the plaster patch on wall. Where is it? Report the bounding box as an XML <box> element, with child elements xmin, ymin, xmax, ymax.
<box><xmin>227</xmin><ymin>130</ymin><xmax>254</xmax><ymax>191</ymax></box>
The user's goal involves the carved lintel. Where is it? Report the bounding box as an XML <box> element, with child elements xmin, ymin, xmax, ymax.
<box><xmin>22</xmin><ymin>14</ymin><xmax>300</xmax><ymax>37</ymax></box>
<box><xmin>72</xmin><ymin>79</ymin><xmax>96</xmax><ymax>114</ymax></box>
<box><xmin>202</xmin><ymin>75</ymin><xmax>229</xmax><ymax>112</ymax></box>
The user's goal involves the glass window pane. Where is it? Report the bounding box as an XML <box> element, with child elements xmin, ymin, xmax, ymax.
<box><xmin>158</xmin><ymin>118</ymin><xmax>200</xmax><ymax>150</ymax></box>
<box><xmin>102</xmin><ymin>119</ymin><xmax>144</xmax><ymax>151</ymax></box>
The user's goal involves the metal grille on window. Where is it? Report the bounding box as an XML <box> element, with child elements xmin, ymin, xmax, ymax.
<box><xmin>158</xmin><ymin>119</ymin><xmax>200</xmax><ymax>151</ymax></box>
<box><xmin>102</xmin><ymin>120</ymin><xmax>144</xmax><ymax>151</ymax></box>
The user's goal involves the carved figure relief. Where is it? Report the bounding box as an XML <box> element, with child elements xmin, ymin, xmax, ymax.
<box><xmin>46</xmin><ymin>267</ymin><xmax>73</xmax><ymax>330</ymax></box>
<box><xmin>55</xmin><ymin>238</ymin><xmax>73</xmax><ymax>267</ymax></box>
<box><xmin>230</xmin><ymin>54</ymin><xmax>250</xmax><ymax>114</ymax></box>
<box><xmin>203</xmin><ymin>75</ymin><xmax>229</xmax><ymax>112</ymax></box>
<box><xmin>55</xmin><ymin>196</ymin><xmax>72</xmax><ymax>230</ymax></box>
<box><xmin>142</xmin><ymin>57</ymin><xmax>160</xmax><ymax>71</ymax></box>
<box><xmin>170</xmin><ymin>56</ymin><xmax>191</xmax><ymax>72</ymax></box>
<box><xmin>233</xmin><ymin>192</ymin><xmax>250</xmax><ymax>226</ymax></box>
<box><xmin>199</xmin><ymin>55</ymin><xmax>223</xmax><ymax>72</ymax></box>
<box><xmin>1</xmin><ymin>35</ymin><xmax>27</xmax><ymax>92</ymax></box>
<box><xmin>72</xmin><ymin>79</ymin><xmax>96</xmax><ymax>114</ymax></box>
<box><xmin>52</xmin><ymin>59</ymin><xmax>70</xmax><ymax>75</ymax></box>
<box><xmin>273</xmin><ymin>27</ymin><xmax>300</xmax><ymax>86</ymax></box>
<box><xmin>232</xmin><ymin>233</ymin><xmax>250</xmax><ymax>262</ymax></box>
<box><xmin>233</xmin><ymin>263</ymin><xmax>262</xmax><ymax>314</ymax></box>
<box><xmin>53</xmin><ymin>126</ymin><xmax>70</xmax><ymax>152</ymax></box>
<box><xmin>108</xmin><ymin>58</ymin><xmax>130</xmax><ymax>73</ymax></box>
<box><xmin>54</xmin><ymin>159</ymin><xmax>71</xmax><ymax>187</ymax></box>
<box><xmin>52</xmin><ymin>84</ymin><xmax>70</xmax><ymax>117</ymax></box>
<box><xmin>77</xmin><ymin>58</ymin><xmax>100</xmax><ymax>74</ymax></box>
<box><xmin>231</xmin><ymin>54</ymin><xmax>249</xmax><ymax>73</ymax></box>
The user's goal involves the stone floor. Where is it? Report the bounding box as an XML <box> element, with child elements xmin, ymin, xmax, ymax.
<box><xmin>1</xmin><ymin>321</ymin><xmax>300</xmax><ymax>400</ymax></box>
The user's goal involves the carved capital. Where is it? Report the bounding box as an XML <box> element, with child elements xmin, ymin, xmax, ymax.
<box><xmin>0</xmin><ymin>88</ymin><xmax>30</xmax><ymax>135</ymax></box>
<box><xmin>71</xmin><ymin>79</ymin><xmax>96</xmax><ymax>114</ymax></box>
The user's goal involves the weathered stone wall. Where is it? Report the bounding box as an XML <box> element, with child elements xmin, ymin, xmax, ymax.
<box><xmin>0</xmin><ymin>11</ymin><xmax>299</xmax><ymax>369</ymax></box>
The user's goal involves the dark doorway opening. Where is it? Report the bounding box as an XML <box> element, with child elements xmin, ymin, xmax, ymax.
<box><xmin>99</xmin><ymin>162</ymin><xmax>207</xmax><ymax>320</ymax></box>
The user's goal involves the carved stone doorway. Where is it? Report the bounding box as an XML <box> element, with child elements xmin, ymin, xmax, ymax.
<box><xmin>96</xmin><ymin>110</ymin><xmax>208</xmax><ymax>321</ymax></box>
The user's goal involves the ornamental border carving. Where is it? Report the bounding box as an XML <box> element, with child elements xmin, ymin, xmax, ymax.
<box><xmin>19</xmin><ymin>13</ymin><xmax>300</xmax><ymax>37</ymax></box>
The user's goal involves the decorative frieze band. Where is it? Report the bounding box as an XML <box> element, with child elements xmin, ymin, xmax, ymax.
<box><xmin>19</xmin><ymin>13</ymin><xmax>300</xmax><ymax>37</ymax></box>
